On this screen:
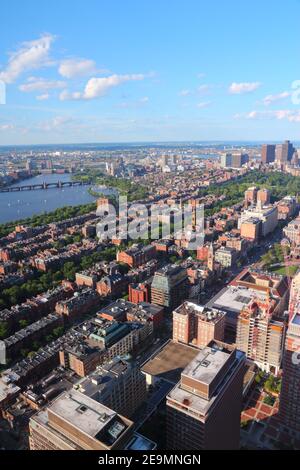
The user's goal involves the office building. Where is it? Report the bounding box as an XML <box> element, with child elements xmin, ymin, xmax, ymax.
<box><xmin>220</xmin><ymin>153</ymin><xmax>232</xmax><ymax>168</ymax></box>
<box><xmin>166</xmin><ymin>343</ymin><xmax>246</xmax><ymax>450</ymax></box>
<box><xmin>151</xmin><ymin>264</ymin><xmax>188</xmax><ymax>311</ymax></box>
<box><xmin>261</xmin><ymin>144</ymin><xmax>276</xmax><ymax>164</ymax></box>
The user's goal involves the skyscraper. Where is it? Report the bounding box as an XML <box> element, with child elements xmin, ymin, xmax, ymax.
<box><xmin>261</xmin><ymin>144</ymin><xmax>276</xmax><ymax>164</ymax></box>
<box><xmin>275</xmin><ymin>140</ymin><xmax>295</xmax><ymax>165</ymax></box>
<box><xmin>279</xmin><ymin>312</ymin><xmax>300</xmax><ymax>440</ymax></box>
<box><xmin>166</xmin><ymin>343</ymin><xmax>246</xmax><ymax>450</ymax></box>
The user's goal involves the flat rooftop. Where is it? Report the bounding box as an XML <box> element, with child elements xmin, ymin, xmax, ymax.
<box><xmin>141</xmin><ymin>340</ymin><xmax>200</xmax><ymax>384</ymax></box>
<box><xmin>182</xmin><ymin>347</ymin><xmax>230</xmax><ymax>386</ymax></box>
<box><xmin>167</xmin><ymin>347</ymin><xmax>245</xmax><ymax>416</ymax></box>
<box><xmin>48</xmin><ymin>390</ymin><xmax>117</xmax><ymax>439</ymax></box>
<box><xmin>206</xmin><ymin>286</ymin><xmax>267</xmax><ymax>319</ymax></box>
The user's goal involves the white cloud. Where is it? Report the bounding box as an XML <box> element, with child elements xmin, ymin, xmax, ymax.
<box><xmin>196</xmin><ymin>101</ymin><xmax>211</xmax><ymax>108</ymax></box>
<box><xmin>229</xmin><ymin>82</ymin><xmax>261</xmax><ymax>94</ymax></box>
<box><xmin>198</xmin><ymin>84</ymin><xmax>211</xmax><ymax>94</ymax></box>
<box><xmin>0</xmin><ymin>124</ymin><xmax>14</xmax><ymax>131</ymax></box>
<box><xmin>235</xmin><ymin>109</ymin><xmax>300</xmax><ymax>122</ymax></box>
<box><xmin>261</xmin><ymin>91</ymin><xmax>291</xmax><ymax>106</ymax></box>
<box><xmin>36</xmin><ymin>93</ymin><xmax>50</xmax><ymax>101</ymax></box>
<box><xmin>37</xmin><ymin>115</ymin><xmax>74</xmax><ymax>131</ymax></box>
<box><xmin>139</xmin><ymin>96</ymin><xmax>149</xmax><ymax>103</ymax></box>
<box><xmin>58</xmin><ymin>58</ymin><xmax>98</xmax><ymax>78</ymax></box>
<box><xmin>179</xmin><ymin>89</ymin><xmax>192</xmax><ymax>96</ymax></box>
<box><xmin>19</xmin><ymin>77</ymin><xmax>66</xmax><ymax>92</ymax></box>
<box><xmin>0</xmin><ymin>34</ymin><xmax>55</xmax><ymax>84</ymax></box>
<box><xmin>60</xmin><ymin>73</ymin><xmax>145</xmax><ymax>101</ymax></box>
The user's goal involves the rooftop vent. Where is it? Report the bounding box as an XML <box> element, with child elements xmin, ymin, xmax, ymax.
<box><xmin>201</xmin><ymin>360</ymin><xmax>210</xmax><ymax>368</ymax></box>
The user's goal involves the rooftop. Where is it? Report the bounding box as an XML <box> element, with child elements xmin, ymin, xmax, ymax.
<box><xmin>141</xmin><ymin>340</ymin><xmax>200</xmax><ymax>384</ymax></box>
<box><xmin>167</xmin><ymin>346</ymin><xmax>245</xmax><ymax>416</ymax></box>
<box><xmin>48</xmin><ymin>389</ymin><xmax>130</xmax><ymax>445</ymax></box>
<box><xmin>174</xmin><ymin>301</ymin><xmax>225</xmax><ymax>323</ymax></box>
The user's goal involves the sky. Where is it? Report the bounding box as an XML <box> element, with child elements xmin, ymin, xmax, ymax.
<box><xmin>1</xmin><ymin>0</ymin><xmax>300</xmax><ymax>145</ymax></box>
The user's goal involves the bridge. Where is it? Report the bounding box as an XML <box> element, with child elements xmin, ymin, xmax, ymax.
<box><xmin>0</xmin><ymin>180</ymin><xmax>92</xmax><ymax>193</ymax></box>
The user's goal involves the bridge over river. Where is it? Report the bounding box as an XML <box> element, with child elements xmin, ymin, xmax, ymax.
<box><xmin>0</xmin><ymin>180</ymin><xmax>92</xmax><ymax>193</ymax></box>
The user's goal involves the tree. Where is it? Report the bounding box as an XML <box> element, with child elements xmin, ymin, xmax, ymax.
<box><xmin>63</xmin><ymin>262</ymin><xmax>77</xmax><ymax>281</ymax></box>
<box><xmin>0</xmin><ymin>321</ymin><xmax>9</xmax><ymax>339</ymax></box>
<box><xmin>19</xmin><ymin>319</ymin><xmax>29</xmax><ymax>329</ymax></box>
<box><xmin>53</xmin><ymin>326</ymin><xmax>64</xmax><ymax>338</ymax></box>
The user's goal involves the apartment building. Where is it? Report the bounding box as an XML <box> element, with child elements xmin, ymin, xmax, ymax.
<box><xmin>173</xmin><ymin>301</ymin><xmax>225</xmax><ymax>348</ymax></box>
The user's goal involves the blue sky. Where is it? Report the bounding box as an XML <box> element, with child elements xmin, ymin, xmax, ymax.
<box><xmin>1</xmin><ymin>0</ymin><xmax>300</xmax><ymax>144</ymax></box>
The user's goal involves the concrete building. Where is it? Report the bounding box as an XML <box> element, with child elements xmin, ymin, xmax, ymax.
<box><xmin>29</xmin><ymin>389</ymin><xmax>134</xmax><ymax>450</ymax></box>
<box><xmin>166</xmin><ymin>343</ymin><xmax>246</xmax><ymax>450</ymax></box>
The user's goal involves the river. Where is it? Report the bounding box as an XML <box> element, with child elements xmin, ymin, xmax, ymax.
<box><xmin>0</xmin><ymin>173</ymin><xmax>97</xmax><ymax>224</ymax></box>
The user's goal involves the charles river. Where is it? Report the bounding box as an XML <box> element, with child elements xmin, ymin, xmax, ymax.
<box><xmin>0</xmin><ymin>173</ymin><xmax>98</xmax><ymax>224</ymax></box>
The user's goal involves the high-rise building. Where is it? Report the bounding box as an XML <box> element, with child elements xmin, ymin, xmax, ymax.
<box><xmin>220</xmin><ymin>153</ymin><xmax>232</xmax><ymax>168</ymax></box>
<box><xmin>231</xmin><ymin>153</ymin><xmax>249</xmax><ymax>168</ymax></box>
<box><xmin>257</xmin><ymin>188</ymin><xmax>271</xmax><ymax>205</ymax></box>
<box><xmin>29</xmin><ymin>389</ymin><xmax>134</xmax><ymax>450</ymax></box>
<box><xmin>275</xmin><ymin>140</ymin><xmax>295</xmax><ymax>165</ymax></box>
<box><xmin>288</xmin><ymin>270</ymin><xmax>300</xmax><ymax>321</ymax></box>
<box><xmin>166</xmin><ymin>343</ymin><xmax>246</xmax><ymax>450</ymax></box>
<box><xmin>236</xmin><ymin>298</ymin><xmax>286</xmax><ymax>374</ymax></box>
<box><xmin>279</xmin><ymin>312</ymin><xmax>300</xmax><ymax>439</ymax></box>
<box><xmin>261</xmin><ymin>144</ymin><xmax>276</xmax><ymax>164</ymax></box>
<box><xmin>173</xmin><ymin>302</ymin><xmax>226</xmax><ymax>347</ymax></box>
<box><xmin>151</xmin><ymin>264</ymin><xmax>188</xmax><ymax>311</ymax></box>
<box><xmin>244</xmin><ymin>186</ymin><xmax>258</xmax><ymax>205</ymax></box>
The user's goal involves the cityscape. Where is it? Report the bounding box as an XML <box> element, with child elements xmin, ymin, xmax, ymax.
<box><xmin>1</xmin><ymin>0</ymin><xmax>300</xmax><ymax>461</ymax></box>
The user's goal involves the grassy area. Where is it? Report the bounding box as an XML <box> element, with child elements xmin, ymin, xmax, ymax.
<box><xmin>269</xmin><ymin>264</ymin><xmax>299</xmax><ymax>276</ymax></box>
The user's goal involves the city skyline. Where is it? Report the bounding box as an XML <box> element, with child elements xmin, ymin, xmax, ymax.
<box><xmin>1</xmin><ymin>0</ymin><xmax>300</xmax><ymax>144</ymax></box>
